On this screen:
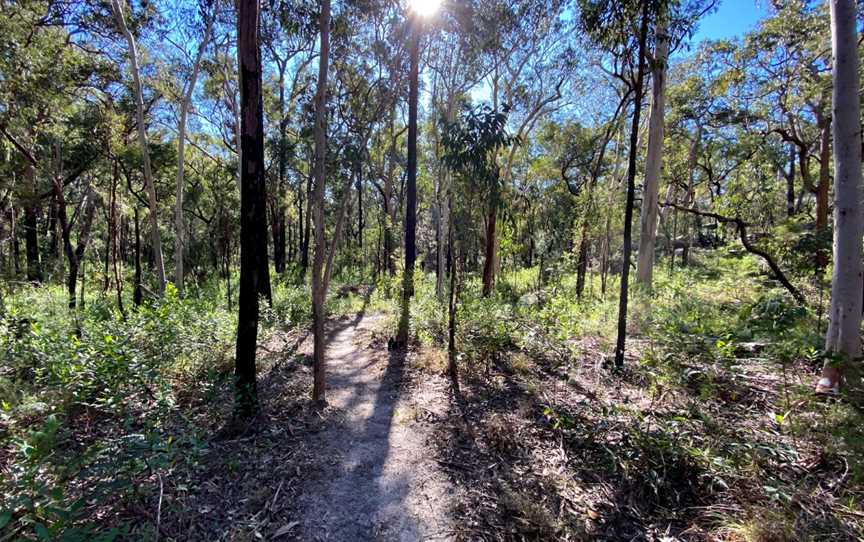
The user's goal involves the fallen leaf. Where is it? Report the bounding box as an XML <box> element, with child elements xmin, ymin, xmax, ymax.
<box><xmin>272</xmin><ymin>521</ymin><xmax>300</xmax><ymax>539</ymax></box>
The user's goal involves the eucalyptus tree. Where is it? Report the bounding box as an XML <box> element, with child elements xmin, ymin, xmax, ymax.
<box><xmin>739</xmin><ymin>3</ymin><xmax>833</xmax><ymax>268</ymax></box>
<box><xmin>160</xmin><ymin>0</ymin><xmax>218</xmax><ymax>296</ymax></box>
<box><xmin>109</xmin><ymin>0</ymin><xmax>167</xmax><ymax>295</ymax></box>
<box><xmin>635</xmin><ymin>0</ymin><xmax>716</xmax><ymax>288</ymax></box>
<box><xmin>580</xmin><ymin>0</ymin><xmax>653</xmax><ymax>368</ymax></box>
<box><xmin>261</xmin><ymin>0</ymin><xmax>317</xmax><ymax>275</ymax></box>
<box><xmin>310</xmin><ymin>0</ymin><xmax>331</xmax><ymax>404</ymax></box>
<box><xmin>816</xmin><ymin>0</ymin><xmax>862</xmax><ymax>394</ymax></box>
<box><xmin>470</xmin><ymin>0</ymin><xmax>573</xmax><ymax>296</ymax></box>
<box><xmin>234</xmin><ymin>0</ymin><xmax>269</xmax><ymax>417</ymax></box>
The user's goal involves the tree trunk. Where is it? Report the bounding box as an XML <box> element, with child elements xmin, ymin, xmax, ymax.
<box><xmin>815</xmin><ymin>115</ymin><xmax>831</xmax><ymax>270</ymax></box>
<box><xmin>819</xmin><ymin>0</ymin><xmax>863</xmax><ymax>392</ymax></box>
<box><xmin>613</xmin><ymin>1</ymin><xmax>650</xmax><ymax>369</ymax></box>
<box><xmin>785</xmin><ymin>144</ymin><xmax>796</xmax><ymax>218</ymax></box>
<box><xmin>274</xmin><ymin>68</ymin><xmax>288</xmax><ymax>274</ymax></box>
<box><xmin>110</xmin><ymin>0</ymin><xmax>166</xmax><ymax>295</ymax></box>
<box><xmin>234</xmin><ymin>0</ymin><xmax>268</xmax><ymax>417</ymax></box>
<box><xmin>133</xmin><ymin>207</ymin><xmax>143</xmax><ymax>306</ymax></box>
<box><xmin>23</xmin><ymin>164</ymin><xmax>41</xmax><ymax>284</ymax></box>
<box><xmin>481</xmin><ymin>190</ymin><xmax>498</xmax><ymax>298</ymax></box>
<box><xmin>110</xmin><ymin>164</ymin><xmax>125</xmax><ymax>315</ymax></box>
<box><xmin>174</xmin><ymin>14</ymin><xmax>214</xmax><ymax>296</ymax></box>
<box><xmin>447</xmin><ymin>191</ymin><xmax>459</xmax><ymax>391</ymax></box>
<box><xmin>635</xmin><ymin>12</ymin><xmax>668</xmax><ymax>289</ymax></box>
<box><xmin>397</xmin><ymin>24</ymin><xmax>420</xmax><ymax>343</ymax></box>
<box><xmin>311</xmin><ymin>0</ymin><xmax>331</xmax><ymax>404</ymax></box>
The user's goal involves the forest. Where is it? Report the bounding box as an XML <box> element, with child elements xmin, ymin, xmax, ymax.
<box><xmin>1</xmin><ymin>0</ymin><xmax>864</xmax><ymax>539</ymax></box>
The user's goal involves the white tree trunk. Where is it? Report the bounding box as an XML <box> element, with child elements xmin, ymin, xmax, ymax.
<box><xmin>110</xmin><ymin>0</ymin><xmax>166</xmax><ymax>294</ymax></box>
<box><xmin>175</xmin><ymin>16</ymin><xmax>214</xmax><ymax>296</ymax></box>
<box><xmin>636</xmin><ymin>13</ymin><xmax>669</xmax><ymax>288</ymax></box>
<box><xmin>820</xmin><ymin>0</ymin><xmax>863</xmax><ymax>391</ymax></box>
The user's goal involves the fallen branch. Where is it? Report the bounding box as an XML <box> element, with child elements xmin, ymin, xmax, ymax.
<box><xmin>663</xmin><ymin>203</ymin><xmax>806</xmax><ymax>305</ymax></box>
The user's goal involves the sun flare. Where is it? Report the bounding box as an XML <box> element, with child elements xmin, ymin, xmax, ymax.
<box><xmin>408</xmin><ymin>0</ymin><xmax>441</xmax><ymax>17</ymax></box>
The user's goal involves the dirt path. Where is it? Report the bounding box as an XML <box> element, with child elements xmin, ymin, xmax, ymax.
<box><xmin>293</xmin><ymin>313</ymin><xmax>456</xmax><ymax>542</ymax></box>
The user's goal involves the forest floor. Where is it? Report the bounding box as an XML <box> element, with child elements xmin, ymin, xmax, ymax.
<box><xmin>5</xmin><ymin>268</ymin><xmax>864</xmax><ymax>541</ymax></box>
<box><xmin>152</xmin><ymin>307</ymin><xmax>460</xmax><ymax>541</ymax></box>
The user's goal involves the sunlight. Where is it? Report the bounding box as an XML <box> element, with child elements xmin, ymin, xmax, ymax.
<box><xmin>408</xmin><ymin>0</ymin><xmax>441</xmax><ymax>17</ymax></box>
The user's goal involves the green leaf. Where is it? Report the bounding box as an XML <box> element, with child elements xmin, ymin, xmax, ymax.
<box><xmin>35</xmin><ymin>522</ymin><xmax>51</xmax><ymax>540</ymax></box>
<box><xmin>0</xmin><ymin>510</ymin><xmax>12</xmax><ymax>529</ymax></box>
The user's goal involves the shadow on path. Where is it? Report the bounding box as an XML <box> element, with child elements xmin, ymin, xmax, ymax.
<box><xmin>294</xmin><ymin>310</ymin><xmax>453</xmax><ymax>541</ymax></box>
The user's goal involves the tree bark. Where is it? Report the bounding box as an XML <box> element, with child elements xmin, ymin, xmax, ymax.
<box><xmin>481</xmin><ymin>181</ymin><xmax>499</xmax><ymax>298</ymax></box>
<box><xmin>819</xmin><ymin>0</ymin><xmax>863</xmax><ymax>392</ymax></box>
<box><xmin>397</xmin><ymin>23</ymin><xmax>420</xmax><ymax>343</ymax></box>
<box><xmin>234</xmin><ymin>0</ymin><xmax>268</xmax><ymax>417</ymax></box>
<box><xmin>110</xmin><ymin>0</ymin><xmax>166</xmax><ymax>295</ymax></box>
<box><xmin>785</xmin><ymin>144</ymin><xmax>796</xmax><ymax>218</ymax></box>
<box><xmin>613</xmin><ymin>1</ymin><xmax>650</xmax><ymax>369</ymax></box>
<box><xmin>311</xmin><ymin>0</ymin><xmax>331</xmax><ymax>404</ymax></box>
<box><xmin>636</xmin><ymin>11</ymin><xmax>669</xmax><ymax>289</ymax></box>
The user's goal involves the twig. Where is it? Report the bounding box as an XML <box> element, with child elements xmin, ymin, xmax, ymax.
<box><xmin>155</xmin><ymin>473</ymin><xmax>164</xmax><ymax>542</ymax></box>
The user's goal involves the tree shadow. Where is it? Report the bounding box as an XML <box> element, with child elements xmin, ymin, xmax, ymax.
<box><xmin>294</xmin><ymin>306</ymin><xmax>427</xmax><ymax>540</ymax></box>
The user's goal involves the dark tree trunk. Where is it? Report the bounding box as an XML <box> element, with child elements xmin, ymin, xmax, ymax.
<box><xmin>481</xmin><ymin>197</ymin><xmax>497</xmax><ymax>297</ymax></box>
<box><xmin>24</xmin><ymin>165</ymin><xmax>41</xmax><ymax>284</ymax></box>
<box><xmin>110</xmin><ymin>165</ymin><xmax>125</xmax><ymax>316</ymax></box>
<box><xmin>614</xmin><ymin>1</ymin><xmax>650</xmax><ymax>369</ymax></box>
<box><xmin>300</xmin><ymin>173</ymin><xmax>312</xmax><ymax>276</ymax></box>
<box><xmin>133</xmin><ymin>207</ymin><xmax>143</xmax><ymax>306</ymax></box>
<box><xmin>397</xmin><ymin>23</ymin><xmax>420</xmax><ymax>344</ymax></box>
<box><xmin>575</xmin><ymin>227</ymin><xmax>589</xmax><ymax>298</ymax></box>
<box><xmin>357</xmin><ymin>168</ymin><xmax>363</xmax><ymax>253</ymax></box>
<box><xmin>447</xmin><ymin>197</ymin><xmax>459</xmax><ymax>392</ymax></box>
<box><xmin>234</xmin><ymin>0</ymin><xmax>268</xmax><ymax>417</ymax></box>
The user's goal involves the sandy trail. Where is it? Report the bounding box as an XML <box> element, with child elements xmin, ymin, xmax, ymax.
<box><xmin>294</xmin><ymin>313</ymin><xmax>456</xmax><ymax>542</ymax></box>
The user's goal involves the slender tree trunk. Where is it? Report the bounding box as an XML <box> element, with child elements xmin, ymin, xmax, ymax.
<box><xmin>447</xmin><ymin>191</ymin><xmax>459</xmax><ymax>391</ymax></box>
<box><xmin>11</xmin><ymin>206</ymin><xmax>20</xmax><ymax>275</ymax></box>
<box><xmin>786</xmin><ymin>144</ymin><xmax>796</xmax><ymax>218</ymax></box>
<box><xmin>815</xmin><ymin>116</ymin><xmax>831</xmax><ymax>270</ymax></box>
<box><xmin>234</xmin><ymin>0</ymin><xmax>268</xmax><ymax>417</ymax></box>
<box><xmin>23</xmin><ymin>164</ymin><xmax>41</xmax><ymax>284</ymax></box>
<box><xmin>273</xmin><ymin>66</ymin><xmax>288</xmax><ymax>275</ymax></box>
<box><xmin>110</xmin><ymin>164</ymin><xmax>125</xmax><ymax>315</ymax></box>
<box><xmin>300</xmin><ymin>173</ymin><xmax>312</xmax><ymax>275</ymax></box>
<box><xmin>397</xmin><ymin>23</ymin><xmax>420</xmax><ymax>343</ymax></box>
<box><xmin>175</xmin><ymin>15</ymin><xmax>214</xmax><ymax>296</ymax></box>
<box><xmin>636</xmin><ymin>11</ymin><xmax>668</xmax><ymax>289</ymax></box>
<box><xmin>481</xmin><ymin>184</ymin><xmax>498</xmax><ymax>298</ymax></box>
<box><xmin>818</xmin><ymin>0</ymin><xmax>863</xmax><ymax>392</ymax></box>
<box><xmin>311</xmin><ymin>0</ymin><xmax>331</xmax><ymax>404</ymax></box>
<box><xmin>133</xmin><ymin>207</ymin><xmax>142</xmax><ymax>306</ymax></box>
<box><xmin>110</xmin><ymin>0</ymin><xmax>166</xmax><ymax>295</ymax></box>
<box><xmin>613</xmin><ymin>1</ymin><xmax>650</xmax><ymax>369</ymax></box>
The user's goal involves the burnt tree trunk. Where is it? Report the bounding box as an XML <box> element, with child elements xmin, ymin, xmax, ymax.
<box><xmin>613</xmin><ymin>1</ymin><xmax>650</xmax><ymax>369</ymax></box>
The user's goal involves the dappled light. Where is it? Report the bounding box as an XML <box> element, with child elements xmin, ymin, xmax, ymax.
<box><xmin>1</xmin><ymin>0</ymin><xmax>863</xmax><ymax>540</ymax></box>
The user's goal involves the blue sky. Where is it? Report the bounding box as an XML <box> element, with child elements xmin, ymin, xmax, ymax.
<box><xmin>691</xmin><ymin>0</ymin><xmax>771</xmax><ymax>43</ymax></box>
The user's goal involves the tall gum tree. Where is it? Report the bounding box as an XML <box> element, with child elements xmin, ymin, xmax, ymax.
<box><xmin>816</xmin><ymin>0</ymin><xmax>863</xmax><ymax>394</ymax></box>
<box><xmin>110</xmin><ymin>0</ymin><xmax>167</xmax><ymax>295</ymax></box>
<box><xmin>636</xmin><ymin>7</ymin><xmax>668</xmax><ymax>288</ymax></box>
<box><xmin>173</xmin><ymin>3</ymin><xmax>216</xmax><ymax>296</ymax></box>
